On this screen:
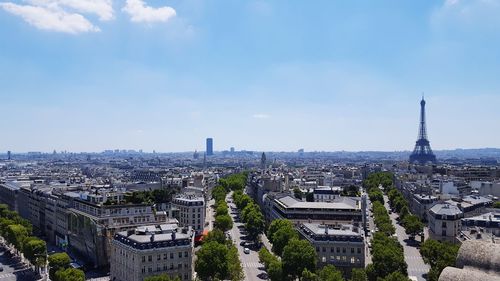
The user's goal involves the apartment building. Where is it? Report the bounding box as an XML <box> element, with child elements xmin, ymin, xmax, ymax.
<box><xmin>428</xmin><ymin>203</ymin><xmax>464</xmax><ymax>243</ymax></box>
<box><xmin>266</xmin><ymin>195</ymin><xmax>363</xmax><ymax>226</ymax></box>
<box><xmin>298</xmin><ymin>223</ymin><xmax>365</xmax><ymax>273</ymax></box>
<box><xmin>110</xmin><ymin>223</ymin><xmax>194</xmax><ymax>281</ymax></box>
<box><xmin>171</xmin><ymin>193</ymin><xmax>205</xmax><ymax>235</ymax></box>
<box><xmin>67</xmin><ymin>193</ymin><xmax>168</xmax><ymax>267</ymax></box>
<box><xmin>0</xmin><ymin>181</ymin><xmax>20</xmax><ymax>212</ymax></box>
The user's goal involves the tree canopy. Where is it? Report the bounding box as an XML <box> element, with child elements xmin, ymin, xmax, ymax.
<box><xmin>195</xmin><ymin>241</ymin><xmax>229</xmax><ymax>280</ymax></box>
<box><xmin>5</xmin><ymin>224</ymin><xmax>28</xmax><ymax>250</ymax></box>
<box><xmin>48</xmin><ymin>252</ymin><xmax>72</xmax><ymax>280</ymax></box>
<box><xmin>54</xmin><ymin>268</ymin><xmax>85</xmax><ymax>281</ymax></box>
<box><xmin>267</xmin><ymin>219</ymin><xmax>298</xmax><ymax>256</ymax></box>
<box><xmin>23</xmin><ymin>237</ymin><xmax>47</xmax><ymax>267</ymax></box>
<box><xmin>420</xmin><ymin>239</ymin><xmax>459</xmax><ymax>281</ymax></box>
<box><xmin>214</xmin><ymin>214</ymin><xmax>233</xmax><ymax>232</ymax></box>
<box><xmin>204</xmin><ymin>229</ymin><xmax>227</xmax><ymax>244</ymax></box>
<box><xmin>367</xmin><ymin>233</ymin><xmax>407</xmax><ymax>281</ymax></box>
<box><xmin>282</xmin><ymin>238</ymin><xmax>317</xmax><ymax>279</ymax></box>
<box><xmin>402</xmin><ymin>215</ymin><xmax>424</xmax><ymax>237</ymax></box>
<box><xmin>350</xmin><ymin>268</ymin><xmax>368</xmax><ymax>281</ymax></box>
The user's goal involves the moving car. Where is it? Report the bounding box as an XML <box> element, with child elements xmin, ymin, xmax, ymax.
<box><xmin>244</xmin><ymin>248</ymin><xmax>250</xmax><ymax>254</ymax></box>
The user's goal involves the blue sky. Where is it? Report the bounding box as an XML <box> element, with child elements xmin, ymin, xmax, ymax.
<box><xmin>1</xmin><ymin>0</ymin><xmax>500</xmax><ymax>152</ymax></box>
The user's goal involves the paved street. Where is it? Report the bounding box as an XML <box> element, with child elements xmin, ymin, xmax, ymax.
<box><xmin>0</xmin><ymin>248</ymin><xmax>38</xmax><ymax>281</ymax></box>
<box><xmin>364</xmin><ymin>195</ymin><xmax>375</xmax><ymax>266</ymax></box>
<box><xmin>383</xmin><ymin>195</ymin><xmax>429</xmax><ymax>281</ymax></box>
<box><xmin>227</xmin><ymin>192</ymin><xmax>267</xmax><ymax>281</ymax></box>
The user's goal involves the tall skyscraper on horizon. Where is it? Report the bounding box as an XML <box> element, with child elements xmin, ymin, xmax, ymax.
<box><xmin>7</xmin><ymin>151</ymin><xmax>11</xmax><ymax>160</ymax></box>
<box><xmin>206</xmin><ymin>138</ymin><xmax>214</xmax><ymax>156</ymax></box>
<box><xmin>260</xmin><ymin>152</ymin><xmax>267</xmax><ymax>170</ymax></box>
<box><xmin>409</xmin><ymin>96</ymin><xmax>437</xmax><ymax>164</ymax></box>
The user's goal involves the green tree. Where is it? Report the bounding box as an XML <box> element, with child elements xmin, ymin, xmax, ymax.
<box><xmin>267</xmin><ymin>219</ymin><xmax>294</xmax><ymax>243</ymax></box>
<box><xmin>22</xmin><ymin>237</ymin><xmax>47</xmax><ymax>268</ymax></box>
<box><xmin>236</xmin><ymin>193</ymin><xmax>252</xmax><ymax>209</ymax></box>
<box><xmin>282</xmin><ymin>238</ymin><xmax>317</xmax><ymax>279</ymax></box>
<box><xmin>204</xmin><ymin>229</ymin><xmax>226</xmax><ymax>244</ymax></box>
<box><xmin>259</xmin><ymin>248</ymin><xmax>283</xmax><ymax>281</ymax></box>
<box><xmin>493</xmin><ymin>201</ymin><xmax>500</xmax><ymax>208</ymax></box>
<box><xmin>214</xmin><ymin>214</ymin><xmax>233</xmax><ymax>232</ymax></box>
<box><xmin>380</xmin><ymin>271</ymin><xmax>410</xmax><ymax>281</ymax></box>
<box><xmin>212</xmin><ymin>185</ymin><xmax>227</xmax><ymax>203</ymax></box>
<box><xmin>0</xmin><ymin>204</ymin><xmax>9</xmax><ymax>216</ymax></box>
<box><xmin>372</xmin><ymin>202</ymin><xmax>395</xmax><ymax>236</ymax></box>
<box><xmin>220</xmin><ymin>173</ymin><xmax>247</xmax><ymax>191</ymax></box>
<box><xmin>402</xmin><ymin>215</ymin><xmax>424</xmax><ymax>238</ymax></box>
<box><xmin>268</xmin><ymin>260</ymin><xmax>284</xmax><ymax>281</ymax></box>
<box><xmin>258</xmin><ymin>248</ymin><xmax>273</xmax><ymax>267</ymax></box>
<box><xmin>216</xmin><ymin>203</ymin><xmax>229</xmax><ymax>216</ymax></box>
<box><xmin>365</xmin><ymin>263</ymin><xmax>376</xmax><ymax>281</ymax></box>
<box><xmin>5</xmin><ymin>224</ymin><xmax>28</xmax><ymax>251</ymax></box>
<box><xmin>271</xmin><ymin>223</ymin><xmax>298</xmax><ymax>256</ymax></box>
<box><xmin>342</xmin><ymin>185</ymin><xmax>360</xmax><ymax>197</ymax></box>
<box><xmin>370</xmin><ymin>233</ymin><xmax>407</xmax><ymax>280</ymax></box>
<box><xmin>48</xmin><ymin>252</ymin><xmax>71</xmax><ymax>280</ymax></box>
<box><xmin>195</xmin><ymin>241</ymin><xmax>229</xmax><ymax>281</ymax></box>
<box><xmin>244</xmin><ymin>207</ymin><xmax>265</xmax><ymax>241</ymax></box>
<box><xmin>317</xmin><ymin>265</ymin><xmax>344</xmax><ymax>281</ymax></box>
<box><xmin>420</xmin><ymin>239</ymin><xmax>459</xmax><ymax>281</ymax></box>
<box><xmin>350</xmin><ymin>268</ymin><xmax>367</xmax><ymax>281</ymax></box>
<box><xmin>399</xmin><ymin>205</ymin><xmax>410</xmax><ymax>221</ymax></box>
<box><xmin>0</xmin><ymin>218</ymin><xmax>16</xmax><ymax>237</ymax></box>
<box><xmin>368</xmin><ymin>190</ymin><xmax>384</xmax><ymax>205</ymax></box>
<box><xmin>144</xmin><ymin>274</ymin><xmax>181</xmax><ymax>281</ymax></box>
<box><xmin>54</xmin><ymin>268</ymin><xmax>85</xmax><ymax>281</ymax></box>
<box><xmin>393</xmin><ymin>197</ymin><xmax>408</xmax><ymax>213</ymax></box>
<box><xmin>301</xmin><ymin>268</ymin><xmax>318</xmax><ymax>281</ymax></box>
<box><xmin>227</xmin><ymin>245</ymin><xmax>244</xmax><ymax>281</ymax></box>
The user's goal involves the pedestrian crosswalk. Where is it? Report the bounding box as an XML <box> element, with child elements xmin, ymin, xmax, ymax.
<box><xmin>242</xmin><ymin>262</ymin><xmax>263</xmax><ymax>268</ymax></box>
<box><xmin>86</xmin><ymin>277</ymin><xmax>110</xmax><ymax>281</ymax></box>
<box><xmin>0</xmin><ymin>273</ymin><xmax>15</xmax><ymax>280</ymax></box>
<box><xmin>0</xmin><ymin>268</ymin><xmax>33</xmax><ymax>279</ymax></box>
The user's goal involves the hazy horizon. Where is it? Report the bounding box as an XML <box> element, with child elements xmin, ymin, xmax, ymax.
<box><xmin>1</xmin><ymin>0</ymin><xmax>500</xmax><ymax>152</ymax></box>
<box><xmin>4</xmin><ymin>147</ymin><xmax>500</xmax><ymax>154</ymax></box>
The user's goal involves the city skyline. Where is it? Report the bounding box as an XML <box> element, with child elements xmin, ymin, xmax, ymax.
<box><xmin>1</xmin><ymin>0</ymin><xmax>500</xmax><ymax>152</ymax></box>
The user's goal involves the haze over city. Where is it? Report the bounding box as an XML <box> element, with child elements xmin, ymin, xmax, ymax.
<box><xmin>1</xmin><ymin>0</ymin><xmax>500</xmax><ymax>152</ymax></box>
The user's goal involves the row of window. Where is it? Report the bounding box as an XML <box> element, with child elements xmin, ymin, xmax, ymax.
<box><xmin>141</xmin><ymin>263</ymin><xmax>190</xmax><ymax>272</ymax></box>
<box><xmin>179</xmin><ymin>213</ymin><xmax>202</xmax><ymax>219</ymax></box>
<box><xmin>141</xmin><ymin>252</ymin><xmax>189</xmax><ymax>262</ymax></box>
<box><xmin>319</xmin><ymin>255</ymin><xmax>362</xmax><ymax>264</ymax></box>
<box><xmin>316</xmin><ymin>246</ymin><xmax>362</xmax><ymax>255</ymax></box>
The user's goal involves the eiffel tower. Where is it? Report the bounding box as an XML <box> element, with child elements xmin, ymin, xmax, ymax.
<box><xmin>409</xmin><ymin>96</ymin><xmax>437</xmax><ymax>164</ymax></box>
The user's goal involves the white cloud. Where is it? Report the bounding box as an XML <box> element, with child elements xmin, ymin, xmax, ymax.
<box><xmin>252</xmin><ymin>113</ymin><xmax>270</xmax><ymax>119</ymax></box>
<box><xmin>432</xmin><ymin>0</ymin><xmax>500</xmax><ymax>30</ymax></box>
<box><xmin>28</xmin><ymin>0</ymin><xmax>114</xmax><ymax>21</ymax></box>
<box><xmin>0</xmin><ymin>2</ymin><xmax>100</xmax><ymax>33</ymax></box>
<box><xmin>122</xmin><ymin>0</ymin><xmax>176</xmax><ymax>23</ymax></box>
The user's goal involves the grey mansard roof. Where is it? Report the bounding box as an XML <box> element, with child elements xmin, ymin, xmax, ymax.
<box><xmin>429</xmin><ymin>203</ymin><xmax>462</xmax><ymax>216</ymax></box>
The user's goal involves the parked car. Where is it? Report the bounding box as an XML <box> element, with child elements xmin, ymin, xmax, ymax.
<box><xmin>0</xmin><ymin>266</ymin><xmax>3</xmax><ymax>272</ymax></box>
<box><xmin>244</xmin><ymin>248</ymin><xmax>250</xmax><ymax>254</ymax></box>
